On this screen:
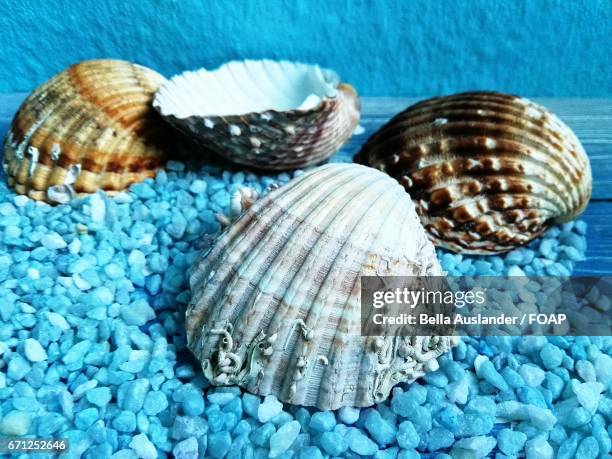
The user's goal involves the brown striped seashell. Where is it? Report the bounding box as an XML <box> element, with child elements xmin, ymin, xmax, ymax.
<box><xmin>186</xmin><ymin>163</ymin><xmax>457</xmax><ymax>410</ymax></box>
<box><xmin>153</xmin><ymin>60</ymin><xmax>360</xmax><ymax>170</ymax></box>
<box><xmin>3</xmin><ymin>59</ymin><xmax>178</xmax><ymax>203</ymax></box>
<box><xmin>355</xmin><ymin>92</ymin><xmax>592</xmax><ymax>254</ymax></box>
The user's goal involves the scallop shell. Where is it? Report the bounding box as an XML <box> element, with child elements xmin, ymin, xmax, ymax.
<box><xmin>355</xmin><ymin>92</ymin><xmax>592</xmax><ymax>254</ymax></box>
<box><xmin>153</xmin><ymin>60</ymin><xmax>360</xmax><ymax>170</ymax></box>
<box><xmin>186</xmin><ymin>163</ymin><xmax>456</xmax><ymax>410</ymax></box>
<box><xmin>3</xmin><ymin>59</ymin><xmax>177</xmax><ymax>203</ymax></box>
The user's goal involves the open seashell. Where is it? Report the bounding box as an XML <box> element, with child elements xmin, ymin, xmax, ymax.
<box><xmin>355</xmin><ymin>92</ymin><xmax>592</xmax><ymax>254</ymax></box>
<box><xmin>153</xmin><ymin>60</ymin><xmax>360</xmax><ymax>170</ymax></box>
<box><xmin>186</xmin><ymin>163</ymin><xmax>456</xmax><ymax>410</ymax></box>
<box><xmin>3</xmin><ymin>59</ymin><xmax>178</xmax><ymax>203</ymax></box>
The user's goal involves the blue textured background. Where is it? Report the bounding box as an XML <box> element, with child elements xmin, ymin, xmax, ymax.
<box><xmin>1</xmin><ymin>0</ymin><xmax>611</xmax><ymax>96</ymax></box>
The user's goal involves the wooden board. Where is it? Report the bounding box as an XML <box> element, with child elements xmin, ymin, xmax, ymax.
<box><xmin>1</xmin><ymin>94</ymin><xmax>610</xmax><ymax>274</ymax></box>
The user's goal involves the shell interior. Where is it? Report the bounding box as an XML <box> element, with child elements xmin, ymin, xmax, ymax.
<box><xmin>154</xmin><ymin>60</ymin><xmax>340</xmax><ymax>118</ymax></box>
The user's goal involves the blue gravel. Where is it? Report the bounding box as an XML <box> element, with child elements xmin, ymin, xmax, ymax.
<box><xmin>0</xmin><ymin>158</ymin><xmax>609</xmax><ymax>459</ymax></box>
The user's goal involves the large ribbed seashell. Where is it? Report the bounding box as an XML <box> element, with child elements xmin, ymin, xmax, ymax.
<box><xmin>355</xmin><ymin>92</ymin><xmax>592</xmax><ymax>254</ymax></box>
<box><xmin>186</xmin><ymin>163</ymin><xmax>456</xmax><ymax>410</ymax></box>
<box><xmin>153</xmin><ymin>60</ymin><xmax>360</xmax><ymax>170</ymax></box>
<box><xmin>3</xmin><ymin>59</ymin><xmax>177</xmax><ymax>203</ymax></box>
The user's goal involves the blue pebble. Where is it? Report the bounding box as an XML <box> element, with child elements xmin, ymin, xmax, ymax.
<box><xmin>540</xmin><ymin>343</ymin><xmax>565</xmax><ymax>369</ymax></box>
<box><xmin>113</xmin><ymin>411</ymin><xmax>137</xmax><ymax>433</ymax></box>
<box><xmin>41</xmin><ymin>232</ymin><xmax>67</xmax><ymax>250</ymax></box>
<box><xmin>441</xmin><ymin>360</ymin><xmax>465</xmax><ymax>382</ymax></box>
<box><xmin>347</xmin><ymin>428</ymin><xmax>378</xmax><ymax>455</ymax></box>
<box><xmin>269</xmin><ymin>420</ymin><xmax>300</xmax><ymax>458</ymax></box>
<box><xmin>576</xmin><ymin>360</ymin><xmax>597</xmax><ymax>382</ymax></box>
<box><xmin>497</xmin><ymin>429</ymin><xmax>527</xmax><ymax>455</ymax></box>
<box><xmin>207</xmin><ymin>431</ymin><xmax>232</xmax><ymax>459</ymax></box>
<box><xmin>242</xmin><ymin>394</ymin><xmax>261</xmax><ymax>418</ymax></box>
<box><xmin>319</xmin><ymin>431</ymin><xmax>349</xmax><ymax>456</ymax></box>
<box><xmin>128</xmin><ymin>433</ymin><xmax>157</xmax><ymax>458</ymax></box>
<box><xmin>104</xmin><ymin>263</ymin><xmax>125</xmax><ymax>279</ymax></box>
<box><xmin>75</xmin><ymin>407</ymin><xmax>98</xmax><ymax>430</ymax></box>
<box><xmin>85</xmin><ymin>387</ymin><xmax>112</xmax><ymax>407</ymax></box>
<box><xmin>453</xmin><ymin>436</ymin><xmax>496</xmax><ymax>457</ymax></box>
<box><xmin>373</xmin><ymin>446</ymin><xmax>399</xmax><ymax>459</ymax></box>
<box><xmin>143</xmin><ymin>391</ymin><xmax>169</xmax><ymax>415</ymax></box>
<box><xmin>505</xmin><ymin>250</ymin><xmax>524</xmax><ymax>265</ymax></box>
<box><xmin>507</xmin><ymin>265</ymin><xmax>526</xmax><ymax>276</ymax></box>
<box><xmin>397</xmin><ymin>450</ymin><xmax>419</xmax><ymax>459</ymax></box>
<box><xmin>427</xmin><ymin>427</ymin><xmax>454</xmax><ymax>451</ymax></box>
<box><xmin>525</xmin><ymin>435</ymin><xmax>554</xmax><ymax>459</ymax></box>
<box><xmin>309</xmin><ymin>411</ymin><xmax>336</xmax><ymax>432</ymax></box>
<box><xmin>172</xmin><ymin>437</ymin><xmax>199</xmax><ymax>459</ymax></box>
<box><xmin>391</xmin><ymin>393</ymin><xmax>417</xmax><ymax>417</ymax></box>
<box><xmin>211</xmin><ymin>190</ymin><xmax>230</xmax><ymax>208</ymax></box>
<box><xmin>223</xmin><ymin>397</ymin><xmax>242</xmax><ymax>419</ymax></box>
<box><xmin>458</xmin><ymin>412</ymin><xmax>495</xmax><ymax>437</ymax></box>
<box><xmin>120</xmin><ymin>379</ymin><xmax>149</xmax><ymax>412</ymax></box>
<box><xmin>575</xmin><ymin>436</ymin><xmax>599</xmax><ymax>459</ymax></box>
<box><xmin>120</xmin><ymin>299</ymin><xmax>155</xmax><ymax>326</ymax></box>
<box><xmin>171</xmin><ymin>416</ymin><xmax>208</xmax><ymax>440</ymax></box>
<box><xmin>131</xmin><ymin>183</ymin><xmax>157</xmax><ymax>199</ymax></box>
<box><xmin>250</xmin><ymin>423</ymin><xmax>275</xmax><ymax>447</ymax></box>
<box><xmin>182</xmin><ymin>391</ymin><xmax>205</xmax><ymax>416</ymax></box>
<box><xmin>37</xmin><ymin>413</ymin><xmax>65</xmax><ymax>436</ymax></box>
<box><xmin>167</xmin><ymin>212</ymin><xmax>188</xmax><ymax>239</ymax></box>
<box><xmin>207</xmin><ymin>392</ymin><xmax>235</xmax><ymax>406</ymax></box>
<box><xmin>298</xmin><ymin>446</ymin><xmax>323</xmax><ymax>459</ymax></box>
<box><xmin>364</xmin><ymin>410</ymin><xmax>397</xmax><ymax>446</ymax></box>
<box><xmin>500</xmin><ymin>367</ymin><xmax>525</xmax><ymax>388</ymax></box>
<box><xmin>474</xmin><ymin>356</ymin><xmax>510</xmax><ymax>391</ymax></box>
<box><xmin>396</xmin><ymin>420</ymin><xmax>419</xmax><ymax>449</ymax></box>
<box><xmin>232</xmin><ymin>419</ymin><xmax>252</xmax><ymax>437</ymax></box>
<box><xmin>337</xmin><ymin>406</ymin><xmax>360</xmax><ymax>425</ymax></box>
<box><xmin>257</xmin><ymin>395</ymin><xmax>283</xmax><ymax>423</ymax></box>
<box><xmin>558</xmin><ymin>432</ymin><xmax>581</xmax><ymax>459</ymax></box>
<box><xmin>189</xmin><ymin>180</ymin><xmax>208</xmax><ymax>194</ymax></box>
<box><xmin>518</xmin><ymin>363</ymin><xmax>546</xmax><ymax>387</ymax></box>
<box><xmin>7</xmin><ymin>354</ymin><xmax>31</xmax><ymax>380</ymax></box>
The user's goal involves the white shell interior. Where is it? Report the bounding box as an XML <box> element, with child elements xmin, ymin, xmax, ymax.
<box><xmin>154</xmin><ymin>60</ymin><xmax>340</xmax><ymax>118</ymax></box>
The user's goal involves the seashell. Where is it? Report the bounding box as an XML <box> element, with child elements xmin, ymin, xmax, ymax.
<box><xmin>153</xmin><ymin>60</ymin><xmax>360</xmax><ymax>170</ymax></box>
<box><xmin>355</xmin><ymin>92</ymin><xmax>592</xmax><ymax>254</ymax></box>
<box><xmin>185</xmin><ymin>163</ymin><xmax>456</xmax><ymax>410</ymax></box>
<box><xmin>3</xmin><ymin>59</ymin><xmax>178</xmax><ymax>203</ymax></box>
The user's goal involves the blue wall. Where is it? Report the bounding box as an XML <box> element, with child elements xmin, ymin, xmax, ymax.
<box><xmin>1</xmin><ymin>0</ymin><xmax>611</xmax><ymax>96</ymax></box>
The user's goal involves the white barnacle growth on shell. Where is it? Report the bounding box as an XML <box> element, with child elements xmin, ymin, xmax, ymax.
<box><xmin>27</xmin><ymin>146</ymin><xmax>40</xmax><ymax>176</ymax></box>
<box><xmin>50</xmin><ymin>143</ymin><xmax>61</xmax><ymax>161</ymax></box>
<box><xmin>216</xmin><ymin>187</ymin><xmax>260</xmax><ymax>228</ymax></box>
<box><xmin>485</xmin><ymin>138</ymin><xmax>497</xmax><ymax>150</ymax></box>
<box><xmin>229</xmin><ymin>187</ymin><xmax>259</xmax><ymax>219</ymax></box>
<box><xmin>432</xmin><ymin>117</ymin><xmax>448</xmax><ymax>126</ymax></box>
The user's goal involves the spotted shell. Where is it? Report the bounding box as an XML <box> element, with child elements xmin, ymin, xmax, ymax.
<box><xmin>186</xmin><ymin>163</ymin><xmax>456</xmax><ymax>410</ymax></box>
<box><xmin>3</xmin><ymin>59</ymin><xmax>178</xmax><ymax>203</ymax></box>
<box><xmin>153</xmin><ymin>60</ymin><xmax>360</xmax><ymax>170</ymax></box>
<box><xmin>355</xmin><ymin>92</ymin><xmax>592</xmax><ymax>254</ymax></box>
